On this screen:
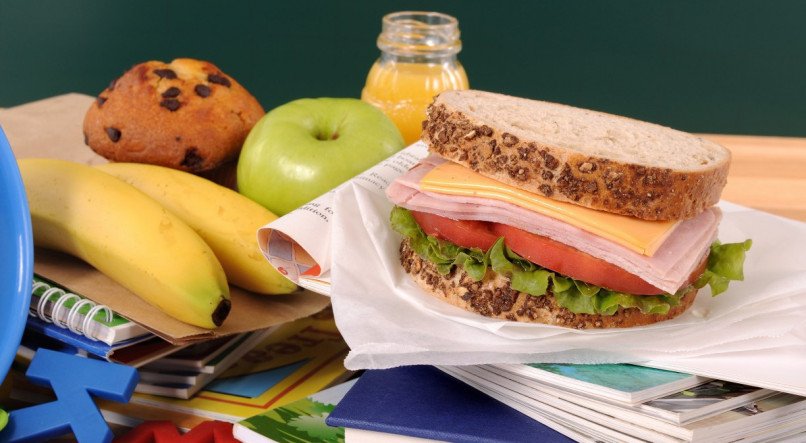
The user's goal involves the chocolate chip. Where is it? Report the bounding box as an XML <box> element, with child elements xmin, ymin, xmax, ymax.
<box><xmin>539</xmin><ymin>184</ymin><xmax>553</xmax><ymax>197</ymax></box>
<box><xmin>181</xmin><ymin>147</ymin><xmax>204</xmax><ymax>170</ymax></box>
<box><xmin>154</xmin><ymin>68</ymin><xmax>177</xmax><ymax>79</ymax></box>
<box><xmin>160</xmin><ymin>98</ymin><xmax>181</xmax><ymax>111</ymax></box>
<box><xmin>208</xmin><ymin>73</ymin><xmax>231</xmax><ymax>87</ymax></box>
<box><xmin>106</xmin><ymin>127</ymin><xmax>121</xmax><ymax>142</ymax></box>
<box><xmin>97</xmin><ymin>96</ymin><xmax>107</xmax><ymax>107</ymax></box>
<box><xmin>161</xmin><ymin>87</ymin><xmax>181</xmax><ymax>98</ymax></box>
<box><xmin>194</xmin><ymin>84</ymin><xmax>211</xmax><ymax>98</ymax></box>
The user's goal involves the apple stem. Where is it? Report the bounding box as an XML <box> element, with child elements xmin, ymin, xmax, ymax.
<box><xmin>315</xmin><ymin>131</ymin><xmax>339</xmax><ymax>141</ymax></box>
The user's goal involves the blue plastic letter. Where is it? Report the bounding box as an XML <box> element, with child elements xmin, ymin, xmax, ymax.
<box><xmin>0</xmin><ymin>349</ymin><xmax>138</xmax><ymax>442</ymax></box>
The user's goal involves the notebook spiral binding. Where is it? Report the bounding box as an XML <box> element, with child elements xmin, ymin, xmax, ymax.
<box><xmin>31</xmin><ymin>279</ymin><xmax>113</xmax><ymax>341</ymax></box>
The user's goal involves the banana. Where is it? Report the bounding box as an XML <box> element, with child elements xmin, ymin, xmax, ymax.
<box><xmin>95</xmin><ymin>162</ymin><xmax>298</xmax><ymax>295</ymax></box>
<box><xmin>19</xmin><ymin>158</ymin><xmax>230</xmax><ymax>329</ymax></box>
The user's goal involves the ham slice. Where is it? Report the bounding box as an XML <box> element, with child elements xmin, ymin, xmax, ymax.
<box><xmin>386</xmin><ymin>156</ymin><xmax>720</xmax><ymax>294</ymax></box>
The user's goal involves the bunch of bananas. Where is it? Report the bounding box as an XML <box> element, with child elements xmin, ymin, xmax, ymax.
<box><xmin>18</xmin><ymin>159</ymin><xmax>297</xmax><ymax>329</ymax></box>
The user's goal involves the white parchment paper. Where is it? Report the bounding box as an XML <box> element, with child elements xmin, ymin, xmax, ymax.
<box><xmin>329</xmin><ymin>178</ymin><xmax>806</xmax><ymax>375</ymax></box>
<box><xmin>258</xmin><ymin>141</ymin><xmax>806</xmax><ymax>395</ymax></box>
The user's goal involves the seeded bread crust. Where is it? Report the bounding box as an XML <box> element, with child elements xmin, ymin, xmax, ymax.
<box><xmin>400</xmin><ymin>239</ymin><xmax>698</xmax><ymax>329</ymax></box>
<box><xmin>83</xmin><ymin>58</ymin><xmax>265</xmax><ymax>173</ymax></box>
<box><xmin>422</xmin><ymin>90</ymin><xmax>730</xmax><ymax>221</ymax></box>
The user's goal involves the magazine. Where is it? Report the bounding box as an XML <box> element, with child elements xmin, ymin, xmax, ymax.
<box><xmin>233</xmin><ymin>379</ymin><xmax>358</xmax><ymax>443</ymax></box>
<box><xmin>442</xmin><ymin>365</ymin><xmax>806</xmax><ymax>442</ymax></box>
<box><xmin>483</xmin><ymin>365</ymin><xmax>775</xmax><ymax>425</ymax></box>
<box><xmin>494</xmin><ymin>362</ymin><xmax>708</xmax><ymax>405</ymax></box>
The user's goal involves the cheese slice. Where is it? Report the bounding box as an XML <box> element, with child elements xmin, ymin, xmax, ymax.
<box><xmin>419</xmin><ymin>162</ymin><xmax>678</xmax><ymax>256</ymax></box>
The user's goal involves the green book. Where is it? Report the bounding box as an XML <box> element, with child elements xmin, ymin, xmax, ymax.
<box><xmin>232</xmin><ymin>379</ymin><xmax>357</xmax><ymax>443</ymax></box>
<box><xmin>30</xmin><ymin>274</ymin><xmax>150</xmax><ymax>345</ymax></box>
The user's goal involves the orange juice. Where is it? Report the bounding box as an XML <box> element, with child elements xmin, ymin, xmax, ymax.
<box><xmin>362</xmin><ymin>60</ymin><xmax>468</xmax><ymax>145</ymax></box>
<box><xmin>362</xmin><ymin>12</ymin><xmax>469</xmax><ymax>145</ymax></box>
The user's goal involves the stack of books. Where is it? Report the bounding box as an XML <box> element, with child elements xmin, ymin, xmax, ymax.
<box><xmin>442</xmin><ymin>364</ymin><xmax>806</xmax><ymax>442</ymax></box>
<box><xmin>10</xmin><ymin>273</ymin><xmax>353</xmax><ymax>437</ymax></box>
<box><xmin>318</xmin><ymin>363</ymin><xmax>806</xmax><ymax>442</ymax></box>
<box><xmin>134</xmin><ymin>330</ymin><xmax>275</xmax><ymax>399</ymax></box>
<box><xmin>16</xmin><ymin>273</ymin><xmax>806</xmax><ymax>441</ymax></box>
<box><xmin>98</xmin><ymin>307</ymin><xmax>353</xmax><ymax>430</ymax></box>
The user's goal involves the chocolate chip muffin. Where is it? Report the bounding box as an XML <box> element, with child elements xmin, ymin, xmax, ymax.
<box><xmin>83</xmin><ymin>58</ymin><xmax>265</xmax><ymax>172</ymax></box>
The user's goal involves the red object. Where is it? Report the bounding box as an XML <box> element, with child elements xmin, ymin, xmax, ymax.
<box><xmin>410</xmin><ymin>210</ymin><xmax>706</xmax><ymax>295</ymax></box>
<box><xmin>114</xmin><ymin>420</ymin><xmax>239</xmax><ymax>443</ymax></box>
<box><xmin>412</xmin><ymin>210</ymin><xmax>498</xmax><ymax>251</ymax></box>
<box><xmin>490</xmin><ymin>223</ymin><xmax>666</xmax><ymax>294</ymax></box>
<box><xmin>302</xmin><ymin>264</ymin><xmax>321</xmax><ymax>276</ymax></box>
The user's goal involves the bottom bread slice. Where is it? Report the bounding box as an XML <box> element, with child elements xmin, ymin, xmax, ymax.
<box><xmin>400</xmin><ymin>238</ymin><xmax>698</xmax><ymax>329</ymax></box>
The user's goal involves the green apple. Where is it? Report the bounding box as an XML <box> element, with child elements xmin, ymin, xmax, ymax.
<box><xmin>237</xmin><ymin>98</ymin><xmax>405</xmax><ymax>216</ymax></box>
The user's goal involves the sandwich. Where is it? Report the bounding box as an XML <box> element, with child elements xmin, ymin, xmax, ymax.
<box><xmin>386</xmin><ymin>90</ymin><xmax>750</xmax><ymax>329</ymax></box>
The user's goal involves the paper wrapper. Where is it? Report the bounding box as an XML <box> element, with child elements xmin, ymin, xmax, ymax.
<box><xmin>330</xmin><ymin>184</ymin><xmax>806</xmax><ymax>362</ymax></box>
<box><xmin>2</xmin><ymin>94</ymin><xmax>331</xmax><ymax>344</ymax></box>
<box><xmin>252</xmin><ymin>137</ymin><xmax>806</xmax><ymax>395</ymax></box>
<box><xmin>275</xmin><ymin>145</ymin><xmax>804</xmax><ymax>396</ymax></box>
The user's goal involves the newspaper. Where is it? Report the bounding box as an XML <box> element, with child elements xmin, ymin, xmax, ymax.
<box><xmin>257</xmin><ymin>142</ymin><xmax>428</xmax><ymax>295</ymax></box>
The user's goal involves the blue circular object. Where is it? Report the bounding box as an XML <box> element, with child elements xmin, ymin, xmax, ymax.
<box><xmin>0</xmin><ymin>127</ymin><xmax>33</xmax><ymax>384</ymax></box>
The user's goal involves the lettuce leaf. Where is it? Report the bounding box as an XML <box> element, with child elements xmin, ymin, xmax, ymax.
<box><xmin>695</xmin><ymin>239</ymin><xmax>753</xmax><ymax>296</ymax></box>
<box><xmin>390</xmin><ymin>207</ymin><xmax>750</xmax><ymax>317</ymax></box>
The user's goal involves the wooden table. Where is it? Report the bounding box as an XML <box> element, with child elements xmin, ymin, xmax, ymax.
<box><xmin>703</xmin><ymin>134</ymin><xmax>806</xmax><ymax>222</ymax></box>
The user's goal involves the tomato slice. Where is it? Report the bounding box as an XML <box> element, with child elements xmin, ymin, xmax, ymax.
<box><xmin>409</xmin><ymin>210</ymin><xmax>706</xmax><ymax>295</ymax></box>
<box><xmin>411</xmin><ymin>211</ymin><xmax>498</xmax><ymax>251</ymax></box>
<box><xmin>491</xmin><ymin>224</ymin><xmax>667</xmax><ymax>294</ymax></box>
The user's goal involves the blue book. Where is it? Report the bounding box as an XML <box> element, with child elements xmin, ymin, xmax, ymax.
<box><xmin>326</xmin><ymin>366</ymin><xmax>574</xmax><ymax>443</ymax></box>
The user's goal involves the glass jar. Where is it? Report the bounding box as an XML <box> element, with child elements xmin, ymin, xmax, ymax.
<box><xmin>362</xmin><ymin>11</ymin><xmax>470</xmax><ymax>145</ymax></box>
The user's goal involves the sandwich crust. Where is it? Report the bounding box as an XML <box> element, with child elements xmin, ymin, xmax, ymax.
<box><xmin>422</xmin><ymin>91</ymin><xmax>730</xmax><ymax>221</ymax></box>
<box><xmin>400</xmin><ymin>238</ymin><xmax>698</xmax><ymax>329</ymax></box>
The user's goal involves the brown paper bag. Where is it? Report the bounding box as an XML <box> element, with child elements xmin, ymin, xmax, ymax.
<box><xmin>1</xmin><ymin>93</ymin><xmax>330</xmax><ymax>345</ymax></box>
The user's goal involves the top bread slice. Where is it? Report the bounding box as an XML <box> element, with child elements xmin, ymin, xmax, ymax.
<box><xmin>422</xmin><ymin>90</ymin><xmax>730</xmax><ymax>220</ymax></box>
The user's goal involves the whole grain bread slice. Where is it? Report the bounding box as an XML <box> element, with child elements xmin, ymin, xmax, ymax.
<box><xmin>400</xmin><ymin>239</ymin><xmax>698</xmax><ymax>329</ymax></box>
<box><xmin>422</xmin><ymin>90</ymin><xmax>730</xmax><ymax>220</ymax></box>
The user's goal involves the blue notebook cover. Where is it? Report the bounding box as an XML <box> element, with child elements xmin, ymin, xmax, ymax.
<box><xmin>24</xmin><ymin>316</ymin><xmax>152</xmax><ymax>359</ymax></box>
<box><xmin>326</xmin><ymin>366</ymin><xmax>573</xmax><ymax>443</ymax></box>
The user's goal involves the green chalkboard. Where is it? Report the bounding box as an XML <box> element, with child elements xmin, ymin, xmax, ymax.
<box><xmin>1</xmin><ymin>0</ymin><xmax>805</xmax><ymax>135</ymax></box>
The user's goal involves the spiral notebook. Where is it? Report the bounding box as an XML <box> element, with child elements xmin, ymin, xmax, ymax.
<box><xmin>30</xmin><ymin>274</ymin><xmax>150</xmax><ymax>346</ymax></box>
